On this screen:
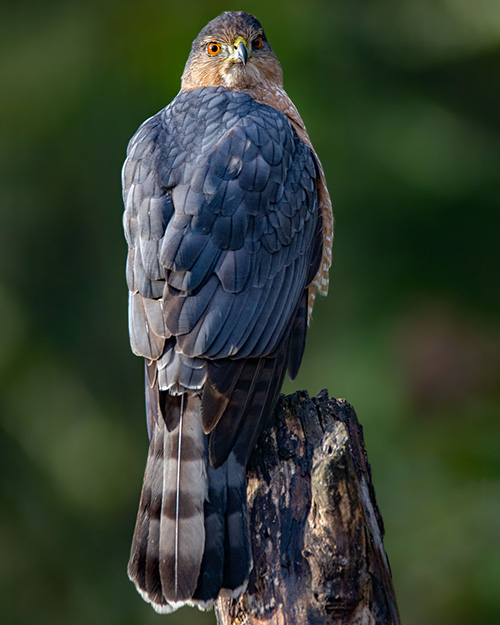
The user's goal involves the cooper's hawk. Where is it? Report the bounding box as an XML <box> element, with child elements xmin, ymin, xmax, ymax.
<box><xmin>122</xmin><ymin>11</ymin><xmax>333</xmax><ymax>613</ymax></box>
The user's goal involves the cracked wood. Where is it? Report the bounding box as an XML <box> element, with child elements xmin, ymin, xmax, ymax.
<box><xmin>215</xmin><ymin>390</ymin><xmax>400</xmax><ymax>625</ymax></box>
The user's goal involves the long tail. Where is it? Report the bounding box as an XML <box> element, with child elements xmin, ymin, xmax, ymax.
<box><xmin>128</xmin><ymin>337</ymin><xmax>292</xmax><ymax>612</ymax></box>
<box><xmin>127</xmin><ymin>394</ymin><xmax>208</xmax><ymax>613</ymax></box>
<box><xmin>192</xmin><ymin>451</ymin><xmax>250</xmax><ymax>604</ymax></box>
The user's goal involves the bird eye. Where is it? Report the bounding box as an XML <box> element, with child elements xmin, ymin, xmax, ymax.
<box><xmin>207</xmin><ymin>43</ymin><xmax>222</xmax><ymax>56</ymax></box>
<box><xmin>252</xmin><ymin>36</ymin><xmax>263</xmax><ymax>50</ymax></box>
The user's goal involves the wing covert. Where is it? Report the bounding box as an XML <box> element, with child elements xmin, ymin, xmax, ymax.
<box><xmin>123</xmin><ymin>87</ymin><xmax>320</xmax><ymax>362</ymax></box>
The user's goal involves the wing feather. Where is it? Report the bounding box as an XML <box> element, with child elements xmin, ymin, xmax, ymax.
<box><xmin>123</xmin><ymin>85</ymin><xmax>321</xmax><ymax>456</ymax></box>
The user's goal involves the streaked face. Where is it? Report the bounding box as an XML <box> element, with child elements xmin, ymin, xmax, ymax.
<box><xmin>181</xmin><ymin>12</ymin><xmax>283</xmax><ymax>90</ymax></box>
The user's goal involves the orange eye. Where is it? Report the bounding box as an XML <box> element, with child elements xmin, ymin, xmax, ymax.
<box><xmin>207</xmin><ymin>42</ymin><xmax>221</xmax><ymax>56</ymax></box>
<box><xmin>252</xmin><ymin>36</ymin><xmax>263</xmax><ymax>50</ymax></box>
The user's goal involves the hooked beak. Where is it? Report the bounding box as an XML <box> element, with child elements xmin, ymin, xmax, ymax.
<box><xmin>230</xmin><ymin>38</ymin><xmax>249</xmax><ymax>65</ymax></box>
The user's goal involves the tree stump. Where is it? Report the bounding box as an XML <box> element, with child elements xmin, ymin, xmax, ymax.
<box><xmin>214</xmin><ymin>390</ymin><xmax>400</xmax><ymax>625</ymax></box>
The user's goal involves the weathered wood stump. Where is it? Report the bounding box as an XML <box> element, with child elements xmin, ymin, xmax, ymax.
<box><xmin>215</xmin><ymin>390</ymin><xmax>400</xmax><ymax>625</ymax></box>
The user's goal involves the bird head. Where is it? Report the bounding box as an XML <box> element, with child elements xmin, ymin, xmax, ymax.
<box><xmin>181</xmin><ymin>12</ymin><xmax>283</xmax><ymax>91</ymax></box>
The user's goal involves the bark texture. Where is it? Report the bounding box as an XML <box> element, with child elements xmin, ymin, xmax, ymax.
<box><xmin>214</xmin><ymin>390</ymin><xmax>400</xmax><ymax>625</ymax></box>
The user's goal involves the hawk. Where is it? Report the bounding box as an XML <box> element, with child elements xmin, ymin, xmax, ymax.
<box><xmin>122</xmin><ymin>11</ymin><xmax>333</xmax><ymax>613</ymax></box>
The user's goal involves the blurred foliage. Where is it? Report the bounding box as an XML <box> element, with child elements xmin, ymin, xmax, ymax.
<box><xmin>1</xmin><ymin>0</ymin><xmax>499</xmax><ymax>624</ymax></box>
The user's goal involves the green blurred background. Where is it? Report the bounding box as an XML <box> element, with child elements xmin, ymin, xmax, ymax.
<box><xmin>1</xmin><ymin>0</ymin><xmax>499</xmax><ymax>623</ymax></box>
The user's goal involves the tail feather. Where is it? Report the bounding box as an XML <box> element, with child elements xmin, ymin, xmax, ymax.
<box><xmin>128</xmin><ymin>394</ymin><xmax>207</xmax><ymax>611</ymax></box>
<box><xmin>235</xmin><ymin>346</ymin><xmax>289</xmax><ymax>467</ymax></box>
<box><xmin>159</xmin><ymin>394</ymin><xmax>207</xmax><ymax>601</ymax></box>
<box><xmin>201</xmin><ymin>360</ymin><xmax>244</xmax><ymax>433</ymax></box>
<box><xmin>144</xmin><ymin>423</ymin><xmax>166</xmax><ymax>605</ymax></box>
<box><xmin>192</xmin><ymin>461</ymin><xmax>228</xmax><ymax>604</ymax></box>
<box><xmin>207</xmin><ymin>359</ymin><xmax>264</xmax><ymax>468</ymax></box>
<box><xmin>128</xmin><ymin>418</ymin><xmax>167</xmax><ymax>608</ymax></box>
<box><xmin>222</xmin><ymin>452</ymin><xmax>251</xmax><ymax>592</ymax></box>
<box><xmin>129</xmin><ymin>333</ymin><xmax>293</xmax><ymax>612</ymax></box>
